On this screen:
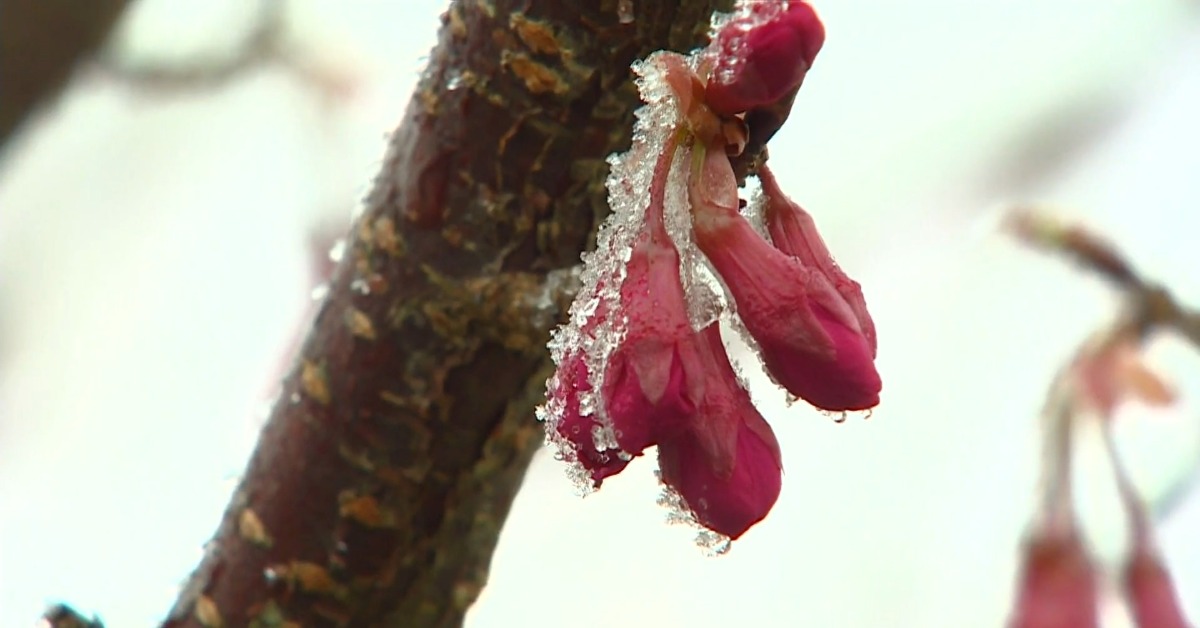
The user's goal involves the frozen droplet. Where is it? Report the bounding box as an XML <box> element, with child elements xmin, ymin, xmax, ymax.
<box><xmin>311</xmin><ymin>283</ymin><xmax>330</xmax><ymax>301</ymax></box>
<box><xmin>695</xmin><ymin>530</ymin><xmax>733</xmax><ymax>557</ymax></box>
<box><xmin>350</xmin><ymin>278</ymin><xmax>371</xmax><ymax>295</ymax></box>
<box><xmin>617</xmin><ymin>0</ymin><xmax>635</xmax><ymax>23</ymax></box>
<box><xmin>263</xmin><ymin>567</ymin><xmax>280</xmax><ymax>583</ymax></box>
<box><xmin>289</xmin><ymin>392</ymin><xmax>301</xmax><ymax>404</ymax></box>
<box><xmin>819</xmin><ymin>409</ymin><xmax>848</xmax><ymax>424</ymax></box>
<box><xmin>328</xmin><ymin>239</ymin><xmax>347</xmax><ymax>263</ymax></box>
<box><xmin>741</xmin><ymin>177</ymin><xmax>770</xmax><ymax>240</ymax></box>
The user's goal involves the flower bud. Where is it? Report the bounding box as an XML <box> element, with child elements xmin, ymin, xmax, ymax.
<box><xmin>689</xmin><ymin>147</ymin><xmax>880</xmax><ymax>411</ymax></box>
<box><xmin>1008</xmin><ymin>531</ymin><xmax>1099</xmax><ymax>628</ymax></box>
<box><xmin>553</xmin><ymin>352</ymin><xmax>632</xmax><ymax>486</ymax></box>
<box><xmin>706</xmin><ymin>1</ymin><xmax>826</xmax><ymax>116</ymax></box>
<box><xmin>657</xmin><ymin>324</ymin><xmax>783</xmax><ymax>539</ymax></box>
<box><xmin>760</xmin><ymin>166</ymin><xmax>876</xmax><ymax>355</ymax></box>
<box><xmin>1123</xmin><ymin>549</ymin><xmax>1190</xmax><ymax>628</ymax></box>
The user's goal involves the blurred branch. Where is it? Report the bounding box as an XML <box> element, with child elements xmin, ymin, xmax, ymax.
<box><xmin>1006</xmin><ymin>209</ymin><xmax>1200</xmax><ymax>347</ymax></box>
<box><xmin>0</xmin><ymin>0</ymin><xmax>132</xmax><ymax>156</ymax></box>
<box><xmin>135</xmin><ymin>2</ymin><xmax>731</xmax><ymax>627</ymax></box>
<box><xmin>40</xmin><ymin>605</ymin><xmax>104</xmax><ymax>628</ymax></box>
<box><xmin>1007</xmin><ymin>208</ymin><xmax>1200</xmax><ymax>521</ymax></box>
<box><xmin>95</xmin><ymin>0</ymin><xmax>286</xmax><ymax>91</ymax></box>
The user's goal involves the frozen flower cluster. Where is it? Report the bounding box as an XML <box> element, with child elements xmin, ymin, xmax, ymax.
<box><xmin>539</xmin><ymin>1</ymin><xmax>881</xmax><ymax>543</ymax></box>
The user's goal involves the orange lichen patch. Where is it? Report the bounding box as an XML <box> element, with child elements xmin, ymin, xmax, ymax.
<box><xmin>446</xmin><ymin>3</ymin><xmax>467</xmax><ymax>39</ymax></box>
<box><xmin>344</xmin><ymin>307</ymin><xmax>377</xmax><ymax>340</ymax></box>
<box><xmin>195</xmin><ymin>595</ymin><xmax>223</xmax><ymax>627</ymax></box>
<box><xmin>238</xmin><ymin>508</ymin><xmax>274</xmax><ymax>548</ymax></box>
<box><xmin>502</xmin><ymin>51</ymin><xmax>567</xmax><ymax>95</ymax></box>
<box><xmin>250</xmin><ymin>600</ymin><xmax>300</xmax><ymax>628</ymax></box>
<box><xmin>509</xmin><ymin>13</ymin><xmax>561</xmax><ymax>56</ymax></box>
<box><xmin>373</xmin><ymin>216</ymin><xmax>403</xmax><ymax>256</ymax></box>
<box><xmin>268</xmin><ymin>561</ymin><xmax>341</xmax><ymax>597</ymax></box>
<box><xmin>338</xmin><ymin>491</ymin><xmax>395</xmax><ymax>528</ymax></box>
<box><xmin>300</xmin><ymin>360</ymin><xmax>331</xmax><ymax>405</ymax></box>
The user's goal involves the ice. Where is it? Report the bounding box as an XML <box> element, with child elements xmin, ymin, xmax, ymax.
<box><xmin>617</xmin><ymin>0</ymin><xmax>635</xmax><ymax>24</ymax></box>
<box><xmin>707</xmin><ymin>1</ymin><xmax>790</xmax><ymax>86</ymax></box>
<box><xmin>741</xmin><ymin>176</ymin><xmax>770</xmax><ymax>240</ymax></box>
<box><xmin>655</xmin><ymin>470</ymin><xmax>734</xmax><ymax>556</ymax></box>
<box><xmin>328</xmin><ymin>238</ymin><xmax>346</xmax><ymax>263</ymax></box>
<box><xmin>662</xmin><ymin>142</ymin><xmax>727</xmax><ymax>331</ymax></box>
<box><xmin>539</xmin><ymin>52</ymin><xmax>684</xmax><ymax>467</ymax></box>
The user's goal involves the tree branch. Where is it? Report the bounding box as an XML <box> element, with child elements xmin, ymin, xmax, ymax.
<box><xmin>0</xmin><ymin>0</ymin><xmax>132</xmax><ymax>156</ymax></box>
<box><xmin>158</xmin><ymin>2</ymin><xmax>731</xmax><ymax>626</ymax></box>
<box><xmin>1007</xmin><ymin>208</ymin><xmax>1200</xmax><ymax>521</ymax></box>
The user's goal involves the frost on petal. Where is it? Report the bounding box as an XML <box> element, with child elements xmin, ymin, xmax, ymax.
<box><xmin>551</xmin><ymin>352</ymin><xmax>631</xmax><ymax>487</ymax></box>
<box><xmin>705</xmin><ymin>0</ymin><xmax>826</xmax><ymax>116</ymax></box>
<box><xmin>537</xmin><ymin>50</ymin><xmax>705</xmax><ymax>492</ymax></box>
<box><xmin>1008</xmin><ymin>531</ymin><xmax>1099</xmax><ymax>628</ymax></box>
<box><xmin>658</xmin><ymin>414</ymin><xmax>783</xmax><ymax>541</ymax></box>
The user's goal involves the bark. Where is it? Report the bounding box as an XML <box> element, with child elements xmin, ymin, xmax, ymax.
<box><xmin>162</xmin><ymin>1</ymin><xmax>730</xmax><ymax>627</ymax></box>
<box><xmin>0</xmin><ymin>0</ymin><xmax>131</xmax><ymax>155</ymax></box>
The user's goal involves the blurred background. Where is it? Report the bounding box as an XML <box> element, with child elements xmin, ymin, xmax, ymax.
<box><xmin>2</xmin><ymin>1</ymin><xmax>1200</xmax><ymax>626</ymax></box>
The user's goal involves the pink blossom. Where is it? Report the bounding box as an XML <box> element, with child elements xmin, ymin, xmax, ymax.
<box><xmin>599</xmin><ymin>224</ymin><xmax>702</xmax><ymax>455</ymax></box>
<box><xmin>553</xmin><ymin>351</ymin><xmax>631</xmax><ymax>486</ymax></box>
<box><xmin>657</xmin><ymin>323</ymin><xmax>783</xmax><ymax>539</ymax></box>
<box><xmin>1009</xmin><ymin>531</ymin><xmax>1099</xmax><ymax>628</ymax></box>
<box><xmin>706</xmin><ymin>1</ymin><xmax>826</xmax><ymax>116</ymax></box>
<box><xmin>1123</xmin><ymin>549</ymin><xmax>1190</xmax><ymax>628</ymax></box>
<box><xmin>760</xmin><ymin>165</ymin><xmax>877</xmax><ymax>355</ymax></box>
<box><xmin>689</xmin><ymin>146</ymin><xmax>881</xmax><ymax>411</ymax></box>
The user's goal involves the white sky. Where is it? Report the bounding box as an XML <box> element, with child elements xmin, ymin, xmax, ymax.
<box><xmin>2</xmin><ymin>1</ymin><xmax>1200</xmax><ymax>626</ymax></box>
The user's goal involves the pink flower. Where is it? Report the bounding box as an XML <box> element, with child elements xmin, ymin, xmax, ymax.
<box><xmin>599</xmin><ymin>224</ymin><xmax>703</xmax><ymax>455</ymax></box>
<box><xmin>658</xmin><ymin>323</ymin><xmax>783</xmax><ymax>539</ymax></box>
<box><xmin>1009</xmin><ymin>531</ymin><xmax>1099</xmax><ymax>628</ymax></box>
<box><xmin>759</xmin><ymin>166</ymin><xmax>877</xmax><ymax>356</ymax></box>
<box><xmin>553</xmin><ymin>351</ymin><xmax>632</xmax><ymax>486</ymax></box>
<box><xmin>706</xmin><ymin>1</ymin><xmax>826</xmax><ymax>116</ymax></box>
<box><xmin>689</xmin><ymin>145</ymin><xmax>881</xmax><ymax>411</ymax></box>
<box><xmin>1123</xmin><ymin>548</ymin><xmax>1190</xmax><ymax>628</ymax></box>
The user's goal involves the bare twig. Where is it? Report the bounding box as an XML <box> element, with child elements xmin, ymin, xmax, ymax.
<box><xmin>1008</xmin><ymin>208</ymin><xmax>1200</xmax><ymax>521</ymax></box>
<box><xmin>0</xmin><ymin>0</ymin><xmax>132</xmax><ymax>156</ymax></box>
<box><xmin>94</xmin><ymin>0</ymin><xmax>285</xmax><ymax>91</ymax></box>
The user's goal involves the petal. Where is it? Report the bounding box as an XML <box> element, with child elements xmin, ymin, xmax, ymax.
<box><xmin>706</xmin><ymin>1</ymin><xmax>826</xmax><ymax>116</ymax></box>
<box><xmin>553</xmin><ymin>354</ymin><xmax>632</xmax><ymax>486</ymax></box>
<box><xmin>658</xmin><ymin>411</ymin><xmax>783</xmax><ymax>540</ymax></box>
<box><xmin>1009</xmin><ymin>531</ymin><xmax>1099</xmax><ymax>628</ymax></box>
<box><xmin>1124</xmin><ymin>550</ymin><xmax>1191</xmax><ymax>628</ymax></box>
<box><xmin>689</xmin><ymin>150</ymin><xmax>881</xmax><ymax>411</ymax></box>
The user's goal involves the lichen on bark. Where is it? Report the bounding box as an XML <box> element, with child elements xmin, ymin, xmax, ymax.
<box><xmin>162</xmin><ymin>1</ymin><xmax>732</xmax><ymax>627</ymax></box>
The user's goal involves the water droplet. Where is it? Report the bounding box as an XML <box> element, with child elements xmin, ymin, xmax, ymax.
<box><xmin>328</xmin><ymin>239</ymin><xmax>347</xmax><ymax>263</ymax></box>
<box><xmin>350</xmin><ymin>278</ymin><xmax>371</xmax><ymax>295</ymax></box>
<box><xmin>617</xmin><ymin>0</ymin><xmax>635</xmax><ymax>23</ymax></box>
